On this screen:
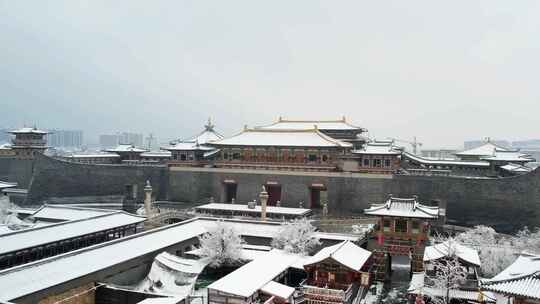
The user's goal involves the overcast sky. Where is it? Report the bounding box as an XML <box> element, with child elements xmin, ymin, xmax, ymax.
<box><xmin>1</xmin><ymin>1</ymin><xmax>539</xmax><ymax>148</ymax></box>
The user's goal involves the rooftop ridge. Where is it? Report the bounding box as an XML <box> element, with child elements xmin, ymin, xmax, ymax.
<box><xmin>0</xmin><ymin>210</ymin><xmax>141</xmax><ymax>239</ymax></box>
<box><xmin>483</xmin><ymin>270</ymin><xmax>540</xmax><ymax>286</ymax></box>
<box><xmin>254</xmin><ymin>117</ymin><xmax>365</xmax><ymax>131</ymax></box>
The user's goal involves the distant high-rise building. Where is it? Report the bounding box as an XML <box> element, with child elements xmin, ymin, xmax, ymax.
<box><xmin>99</xmin><ymin>134</ymin><xmax>119</xmax><ymax>150</ymax></box>
<box><xmin>118</xmin><ymin>132</ymin><xmax>143</xmax><ymax>147</ymax></box>
<box><xmin>512</xmin><ymin>139</ymin><xmax>540</xmax><ymax>150</ymax></box>
<box><xmin>145</xmin><ymin>133</ymin><xmax>159</xmax><ymax>150</ymax></box>
<box><xmin>99</xmin><ymin>132</ymin><xmax>144</xmax><ymax>149</ymax></box>
<box><xmin>0</xmin><ymin>129</ymin><xmax>11</xmax><ymax>144</ymax></box>
<box><xmin>464</xmin><ymin>139</ymin><xmax>510</xmax><ymax>150</ymax></box>
<box><xmin>46</xmin><ymin>129</ymin><xmax>83</xmax><ymax>148</ymax></box>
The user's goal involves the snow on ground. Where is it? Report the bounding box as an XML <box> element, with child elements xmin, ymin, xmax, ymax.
<box><xmin>134</xmin><ymin>252</ymin><xmax>209</xmax><ymax>298</ymax></box>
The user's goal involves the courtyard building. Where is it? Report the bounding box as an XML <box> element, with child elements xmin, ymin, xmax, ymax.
<box><xmin>408</xmin><ymin>241</ymin><xmax>495</xmax><ymax>303</ymax></box>
<box><xmin>481</xmin><ymin>253</ymin><xmax>540</xmax><ymax>304</ymax></box>
<box><xmin>364</xmin><ymin>195</ymin><xmax>440</xmax><ymax>280</ymax></box>
<box><xmin>301</xmin><ymin>241</ymin><xmax>373</xmax><ymax>304</ymax></box>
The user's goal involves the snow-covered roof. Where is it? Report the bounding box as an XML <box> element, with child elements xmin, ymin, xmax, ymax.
<box><xmin>209</xmin><ymin>128</ymin><xmax>353</xmax><ymax>148</ymax></box>
<box><xmin>256</xmin><ymin>117</ymin><xmax>366</xmax><ymax>132</ymax></box>
<box><xmin>182</xmin><ymin>118</ymin><xmax>225</xmax><ymax>144</ymax></box>
<box><xmin>481</xmin><ymin>253</ymin><xmax>540</xmax><ymax>299</ymax></box>
<box><xmin>0</xmin><ymin>212</ymin><xmax>146</xmax><ymax>256</ymax></box>
<box><xmin>0</xmin><ymin>218</ymin><xmax>208</xmax><ymax>301</ymax></box>
<box><xmin>455</xmin><ymin>142</ymin><xmax>508</xmax><ymax>157</ymax></box>
<box><xmin>304</xmin><ymin>241</ymin><xmax>372</xmax><ymax>272</ymax></box>
<box><xmin>30</xmin><ymin>204</ymin><xmax>117</xmax><ymax>221</ymax></box>
<box><xmin>352</xmin><ymin>141</ymin><xmax>401</xmax><ymax>155</ymax></box>
<box><xmin>423</xmin><ymin>241</ymin><xmax>481</xmax><ymax>266</ymax></box>
<box><xmin>141</xmin><ymin>151</ymin><xmax>172</xmax><ymax>158</ymax></box>
<box><xmin>137</xmin><ymin>297</ymin><xmax>184</xmax><ymax>304</ymax></box>
<box><xmin>105</xmin><ymin>144</ymin><xmax>148</xmax><ymax>153</ymax></box>
<box><xmin>69</xmin><ymin>153</ymin><xmax>120</xmax><ymax>158</ymax></box>
<box><xmin>409</xmin><ymin>272</ymin><xmax>496</xmax><ymax>302</ymax></box>
<box><xmin>207</xmin><ymin>250</ymin><xmax>301</xmax><ymax>298</ymax></box>
<box><xmin>0</xmin><ymin>181</ymin><xmax>17</xmax><ymax>190</ymax></box>
<box><xmin>195</xmin><ymin>203</ymin><xmax>312</xmax><ymax>216</ymax></box>
<box><xmin>162</xmin><ymin>142</ymin><xmax>215</xmax><ymax>151</ymax></box>
<box><xmin>260</xmin><ymin>280</ymin><xmax>295</xmax><ymax>300</ymax></box>
<box><xmin>403</xmin><ymin>152</ymin><xmax>490</xmax><ymax>167</ymax></box>
<box><xmin>0</xmin><ymin>143</ymin><xmax>12</xmax><ymax>150</ymax></box>
<box><xmin>481</xmin><ymin>150</ymin><xmax>535</xmax><ymax>163</ymax></box>
<box><xmin>364</xmin><ymin>196</ymin><xmax>440</xmax><ymax>219</ymax></box>
<box><xmin>8</xmin><ymin>127</ymin><xmax>48</xmax><ymax>135</ymax></box>
<box><xmin>500</xmin><ymin>163</ymin><xmax>533</xmax><ymax>173</ymax></box>
<box><xmin>0</xmin><ymin>217</ymin><xmax>357</xmax><ymax>301</ymax></box>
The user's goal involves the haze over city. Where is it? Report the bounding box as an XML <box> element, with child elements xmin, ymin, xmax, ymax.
<box><xmin>2</xmin><ymin>1</ymin><xmax>540</xmax><ymax>147</ymax></box>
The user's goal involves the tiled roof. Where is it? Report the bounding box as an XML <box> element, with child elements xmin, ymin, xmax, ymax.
<box><xmin>8</xmin><ymin>127</ymin><xmax>48</xmax><ymax>135</ymax></box>
<box><xmin>482</xmin><ymin>254</ymin><xmax>540</xmax><ymax>300</ymax></box>
<box><xmin>304</xmin><ymin>241</ymin><xmax>372</xmax><ymax>271</ymax></box>
<box><xmin>364</xmin><ymin>196</ymin><xmax>440</xmax><ymax>219</ymax></box>
<box><xmin>209</xmin><ymin>128</ymin><xmax>352</xmax><ymax>148</ymax></box>
<box><xmin>256</xmin><ymin>117</ymin><xmax>366</xmax><ymax>132</ymax></box>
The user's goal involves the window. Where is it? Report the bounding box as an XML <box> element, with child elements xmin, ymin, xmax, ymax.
<box><xmin>180</xmin><ymin>154</ymin><xmax>186</xmax><ymax>161</ymax></box>
<box><xmin>385</xmin><ymin>159</ymin><xmax>391</xmax><ymax>167</ymax></box>
<box><xmin>374</xmin><ymin>159</ymin><xmax>382</xmax><ymax>167</ymax></box>
<box><xmin>322</xmin><ymin>155</ymin><xmax>328</xmax><ymax>162</ymax></box>
<box><xmin>395</xmin><ymin>219</ymin><xmax>408</xmax><ymax>233</ymax></box>
<box><xmin>223</xmin><ymin>152</ymin><xmax>228</xmax><ymax>160</ymax></box>
<box><xmin>363</xmin><ymin>158</ymin><xmax>370</xmax><ymax>167</ymax></box>
<box><xmin>308</xmin><ymin>154</ymin><xmax>317</xmax><ymax>162</ymax></box>
<box><xmin>412</xmin><ymin>221</ymin><xmax>420</xmax><ymax>234</ymax></box>
<box><xmin>233</xmin><ymin>152</ymin><xmax>241</xmax><ymax>160</ymax></box>
<box><xmin>383</xmin><ymin>219</ymin><xmax>391</xmax><ymax>232</ymax></box>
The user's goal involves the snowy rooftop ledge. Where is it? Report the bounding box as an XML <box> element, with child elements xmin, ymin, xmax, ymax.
<box><xmin>195</xmin><ymin>203</ymin><xmax>312</xmax><ymax>216</ymax></box>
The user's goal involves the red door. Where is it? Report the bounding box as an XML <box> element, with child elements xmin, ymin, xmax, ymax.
<box><xmin>267</xmin><ymin>185</ymin><xmax>281</xmax><ymax>206</ymax></box>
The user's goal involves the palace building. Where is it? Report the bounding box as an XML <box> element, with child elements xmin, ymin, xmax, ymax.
<box><xmin>350</xmin><ymin>140</ymin><xmax>402</xmax><ymax>174</ymax></box>
<box><xmin>163</xmin><ymin>118</ymin><xmax>223</xmax><ymax>167</ymax></box>
<box><xmin>104</xmin><ymin>144</ymin><xmax>148</xmax><ymax>162</ymax></box>
<box><xmin>208</xmin><ymin>127</ymin><xmax>352</xmax><ymax>172</ymax></box>
<box><xmin>364</xmin><ymin>195</ymin><xmax>441</xmax><ymax>280</ymax></box>
<box><xmin>255</xmin><ymin>117</ymin><xmax>368</xmax><ymax>149</ymax></box>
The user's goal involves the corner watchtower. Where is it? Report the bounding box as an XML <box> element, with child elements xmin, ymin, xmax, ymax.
<box><xmin>8</xmin><ymin>127</ymin><xmax>49</xmax><ymax>160</ymax></box>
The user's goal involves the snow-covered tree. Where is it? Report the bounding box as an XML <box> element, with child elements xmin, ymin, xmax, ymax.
<box><xmin>425</xmin><ymin>255</ymin><xmax>468</xmax><ymax>304</ymax></box>
<box><xmin>271</xmin><ymin>218</ymin><xmax>321</xmax><ymax>255</ymax></box>
<box><xmin>424</xmin><ymin>239</ymin><xmax>468</xmax><ymax>304</ymax></box>
<box><xmin>198</xmin><ymin>221</ymin><xmax>244</xmax><ymax>268</ymax></box>
<box><xmin>515</xmin><ymin>226</ymin><xmax>540</xmax><ymax>254</ymax></box>
<box><xmin>454</xmin><ymin>225</ymin><xmax>515</xmax><ymax>277</ymax></box>
<box><xmin>0</xmin><ymin>195</ymin><xmax>9</xmax><ymax>223</ymax></box>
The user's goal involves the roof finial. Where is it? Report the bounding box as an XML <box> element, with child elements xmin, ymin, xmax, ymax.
<box><xmin>342</xmin><ymin>115</ymin><xmax>346</xmax><ymax>122</ymax></box>
<box><xmin>313</xmin><ymin>124</ymin><xmax>318</xmax><ymax>131</ymax></box>
<box><xmin>205</xmin><ymin>117</ymin><xmax>214</xmax><ymax>131</ymax></box>
<box><xmin>278</xmin><ymin>116</ymin><xmax>283</xmax><ymax>122</ymax></box>
<box><xmin>244</xmin><ymin>124</ymin><xmax>248</xmax><ymax>131</ymax></box>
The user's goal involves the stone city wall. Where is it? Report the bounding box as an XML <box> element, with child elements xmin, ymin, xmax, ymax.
<box><xmin>23</xmin><ymin>155</ymin><xmax>540</xmax><ymax>232</ymax></box>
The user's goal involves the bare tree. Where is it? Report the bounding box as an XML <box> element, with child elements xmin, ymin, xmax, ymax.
<box><xmin>424</xmin><ymin>239</ymin><xmax>468</xmax><ymax>304</ymax></box>
<box><xmin>271</xmin><ymin>218</ymin><xmax>321</xmax><ymax>255</ymax></box>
